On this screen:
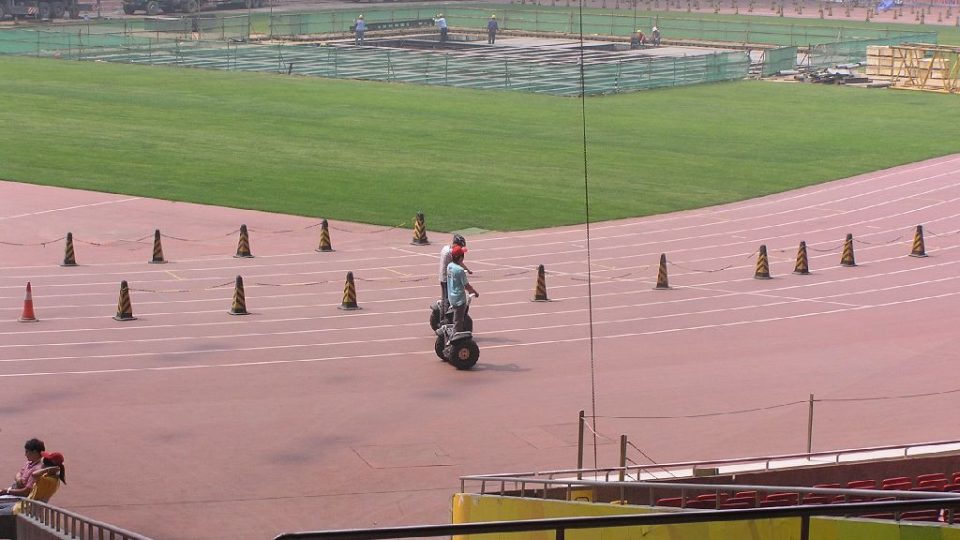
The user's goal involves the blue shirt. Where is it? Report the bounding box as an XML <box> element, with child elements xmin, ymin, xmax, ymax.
<box><xmin>355</xmin><ymin>19</ymin><xmax>366</xmax><ymax>32</ymax></box>
<box><xmin>446</xmin><ymin>262</ymin><xmax>469</xmax><ymax>307</ymax></box>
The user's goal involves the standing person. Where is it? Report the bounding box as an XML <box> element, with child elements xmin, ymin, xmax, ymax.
<box><xmin>487</xmin><ymin>14</ymin><xmax>499</xmax><ymax>44</ymax></box>
<box><xmin>434</xmin><ymin>13</ymin><xmax>448</xmax><ymax>44</ymax></box>
<box><xmin>439</xmin><ymin>234</ymin><xmax>471</xmax><ymax>318</ymax></box>
<box><xmin>652</xmin><ymin>25</ymin><xmax>661</xmax><ymax>46</ymax></box>
<box><xmin>446</xmin><ymin>245</ymin><xmax>478</xmax><ymax>335</ymax></box>
<box><xmin>354</xmin><ymin>14</ymin><xmax>366</xmax><ymax>46</ymax></box>
<box><xmin>0</xmin><ymin>438</ymin><xmax>45</xmax><ymax>513</ymax></box>
<box><xmin>191</xmin><ymin>16</ymin><xmax>201</xmax><ymax>40</ymax></box>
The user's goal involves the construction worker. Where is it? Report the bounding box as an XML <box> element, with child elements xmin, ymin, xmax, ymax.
<box><xmin>487</xmin><ymin>14</ymin><xmax>499</xmax><ymax>44</ymax></box>
<box><xmin>354</xmin><ymin>14</ymin><xmax>366</xmax><ymax>46</ymax></box>
<box><xmin>434</xmin><ymin>13</ymin><xmax>448</xmax><ymax>44</ymax></box>
<box><xmin>630</xmin><ymin>28</ymin><xmax>645</xmax><ymax>49</ymax></box>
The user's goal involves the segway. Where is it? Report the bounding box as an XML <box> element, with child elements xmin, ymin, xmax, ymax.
<box><xmin>433</xmin><ymin>295</ymin><xmax>479</xmax><ymax>370</ymax></box>
<box><xmin>429</xmin><ymin>300</ymin><xmax>473</xmax><ymax>332</ymax></box>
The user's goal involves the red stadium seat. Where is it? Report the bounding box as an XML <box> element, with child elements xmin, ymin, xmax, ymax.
<box><xmin>847</xmin><ymin>480</ymin><xmax>877</xmax><ymax>490</ymax></box>
<box><xmin>882</xmin><ymin>481</ymin><xmax>912</xmax><ymax>491</ymax></box>
<box><xmin>759</xmin><ymin>493</ymin><xmax>799</xmax><ymax>507</ymax></box>
<box><xmin>801</xmin><ymin>494</ymin><xmax>832</xmax><ymax>505</ymax></box>
<box><xmin>881</xmin><ymin>477</ymin><xmax>912</xmax><ymax>489</ymax></box>
<box><xmin>916</xmin><ymin>473</ymin><xmax>947</xmax><ymax>484</ymax></box>
<box><xmin>917</xmin><ymin>479</ymin><xmax>947</xmax><ymax>491</ymax></box>
<box><xmin>655</xmin><ymin>497</ymin><xmax>684</xmax><ymax>508</ymax></box>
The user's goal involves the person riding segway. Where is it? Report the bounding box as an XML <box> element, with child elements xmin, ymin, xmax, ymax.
<box><xmin>430</xmin><ymin>234</ymin><xmax>472</xmax><ymax>331</ymax></box>
<box><xmin>434</xmin><ymin>244</ymin><xmax>480</xmax><ymax>370</ymax></box>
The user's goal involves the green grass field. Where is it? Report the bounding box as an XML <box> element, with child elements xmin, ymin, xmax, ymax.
<box><xmin>1</xmin><ymin>54</ymin><xmax>959</xmax><ymax>232</ymax></box>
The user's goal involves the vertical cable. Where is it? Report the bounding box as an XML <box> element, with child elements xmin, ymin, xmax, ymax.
<box><xmin>577</xmin><ymin>0</ymin><xmax>599</xmax><ymax>470</ymax></box>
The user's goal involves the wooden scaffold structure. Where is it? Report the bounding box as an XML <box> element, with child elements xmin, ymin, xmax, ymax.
<box><xmin>867</xmin><ymin>43</ymin><xmax>960</xmax><ymax>94</ymax></box>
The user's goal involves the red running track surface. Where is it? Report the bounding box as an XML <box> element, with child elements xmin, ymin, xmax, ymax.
<box><xmin>2</xmin><ymin>154</ymin><xmax>960</xmax><ymax>539</ymax></box>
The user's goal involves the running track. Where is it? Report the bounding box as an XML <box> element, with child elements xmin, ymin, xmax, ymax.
<box><xmin>2</xmin><ymin>155</ymin><xmax>960</xmax><ymax>539</ymax></box>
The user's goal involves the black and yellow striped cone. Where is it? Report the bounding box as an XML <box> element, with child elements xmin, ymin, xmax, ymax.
<box><xmin>654</xmin><ymin>253</ymin><xmax>671</xmax><ymax>289</ymax></box>
<box><xmin>61</xmin><ymin>232</ymin><xmax>77</xmax><ymax>267</ymax></box>
<box><xmin>339</xmin><ymin>271</ymin><xmax>360</xmax><ymax>310</ymax></box>
<box><xmin>533</xmin><ymin>264</ymin><xmax>549</xmax><ymax>301</ymax></box>
<box><xmin>411</xmin><ymin>212</ymin><xmax>430</xmax><ymax>246</ymax></box>
<box><xmin>229</xmin><ymin>275</ymin><xmax>249</xmax><ymax>315</ymax></box>
<box><xmin>149</xmin><ymin>229</ymin><xmax>166</xmax><ymax>264</ymax></box>
<box><xmin>316</xmin><ymin>219</ymin><xmax>333</xmax><ymax>252</ymax></box>
<box><xmin>840</xmin><ymin>233</ymin><xmax>856</xmax><ymax>267</ymax></box>
<box><xmin>910</xmin><ymin>225</ymin><xmax>927</xmax><ymax>257</ymax></box>
<box><xmin>793</xmin><ymin>241</ymin><xmax>810</xmax><ymax>275</ymax></box>
<box><xmin>113</xmin><ymin>280</ymin><xmax>137</xmax><ymax>321</ymax></box>
<box><xmin>234</xmin><ymin>224</ymin><xmax>253</xmax><ymax>258</ymax></box>
<box><xmin>754</xmin><ymin>244</ymin><xmax>771</xmax><ymax>279</ymax></box>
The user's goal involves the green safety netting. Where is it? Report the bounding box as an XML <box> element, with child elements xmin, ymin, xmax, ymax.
<box><xmin>0</xmin><ymin>5</ymin><xmax>937</xmax><ymax>94</ymax></box>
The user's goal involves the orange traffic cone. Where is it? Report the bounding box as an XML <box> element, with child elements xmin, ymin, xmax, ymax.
<box><xmin>62</xmin><ymin>232</ymin><xmax>77</xmax><ymax>267</ymax></box>
<box><xmin>754</xmin><ymin>245</ymin><xmax>771</xmax><ymax>279</ymax></box>
<box><xmin>18</xmin><ymin>282</ymin><xmax>38</xmax><ymax>322</ymax></box>
<box><xmin>794</xmin><ymin>241</ymin><xmax>810</xmax><ymax>275</ymax></box>
<box><xmin>229</xmin><ymin>275</ymin><xmax>249</xmax><ymax>315</ymax></box>
<box><xmin>654</xmin><ymin>253</ymin><xmax>670</xmax><ymax>289</ymax></box>
<box><xmin>316</xmin><ymin>219</ymin><xmax>333</xmax><ymax>252</ymax></box>
<box><xmin>235</xmin><ymin>224</ymin><xmax>253</xmax><ymax>258</ymax></box>
<box><xmin>149</xmin><ymin>229</ymin><xmax>166</xmax><ymax>264</ymax></box>
<box><xmin>411</xmin><ymin>212</ymin><xmax>430</xmax><ymax>246</ymax></box>
<box><xmin>113</xmin><ymin>280</ymin><xmax>137</xmax><ymax>321</ymax></box>
<box><xmin>910</xmin><ymin>225</ymin><xmax>927</xmax><ymax>257</ymax></box>
<box><xmin>840</xmin><ymin>233</ymin><xmax>856</xmax><ymax>267</ymax></box>
<box><xmin>339</xmin><ymin>271</ymin><xmax>360</xmax><ymax>310</ymax></box>
<box><xmin>533</xmin><ymin>264</ymin><xmax>549</xmax><ymax>301</ymax></box>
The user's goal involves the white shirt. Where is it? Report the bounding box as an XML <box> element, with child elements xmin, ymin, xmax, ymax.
<box><xmin>439</xmin><ymin>245</ymin><xmax>453</xmax><ymax>282</ymax></box>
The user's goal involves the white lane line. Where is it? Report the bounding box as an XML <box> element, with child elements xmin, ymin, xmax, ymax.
<box><xmin>3</xmin><ymin>287</ymin><xmax>959</xmax><ymax>379</ymax></box>
<box><xmin>0</xmin><ymin>197</ymin><xmax>143</xmax><ymax>221</ymax></box>
<box><xmin>3</xmin><ymin>272</ymin><xmax>959</xmax><ymax>364</ymax></box>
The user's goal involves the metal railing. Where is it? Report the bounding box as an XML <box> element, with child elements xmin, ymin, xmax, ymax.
<box><xmin>460</xmin><ymin>475</ymin><xmax>960</xmax><ymax>509</ymax></box>
<box><xmin>274</xmin><ymin>497</ymin><xmax>960</xmax><ymax>540</ymax></box>
<box><xmin>17</xmin><ymin>498</ymin><xmax>153</xmax><ymax>540</ymax></box>
<box><xmin>467</xmin><ymin>438</ymin><xmax>960</xmax><ymax>485</ymax></box>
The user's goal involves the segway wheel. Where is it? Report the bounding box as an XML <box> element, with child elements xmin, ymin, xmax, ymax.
<box><xmin>434</xmin><ymin>334</ymin><xmax>447</xmax><ymax>360</ymax></box>
<box><xmin>429</xmin><ymin>304</ymin><xmax>441</xmax><ymax>331</ymax></box>
<box><xmin>449</xmin><ymin>339</ymin><xmax>479</xmax><ymax>370</ymax></box>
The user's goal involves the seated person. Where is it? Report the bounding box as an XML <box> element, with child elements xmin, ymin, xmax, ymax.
<box><xmin>11</xmin><ymin>452</ymin><xmax>65</xmax><ymax>514</ymax></box>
